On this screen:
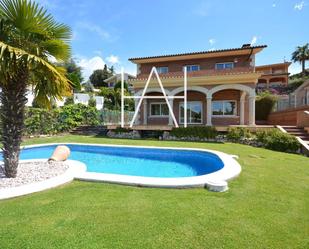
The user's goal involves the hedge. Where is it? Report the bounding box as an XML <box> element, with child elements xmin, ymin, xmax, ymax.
<box><xmin>226</xmin><ymin>127</ymin><xmax>300</xmax><ymax>153</ymax></box>
<box><xmin>226</xmin><ymin>127</ymin><xmax>252</xmax><ymax>142</ymax></box>
<box><xmin>23</xmin><ymin>104</ymin><xmax>100</xmax><ymax>136</ymax></box>
<box><xmin>256</xmin><ymin>129</ymin><xmax>300</xmax><ymax>153</ymax></box>
<box><xmin>170</xmin><ymin>126</ymin><xmax>217</xmax><ymax>139</ymax></box>
<box><xmin>255</xmin><ymin>92</ymin><xmax>278</xmax><ymax>121</ymax></box>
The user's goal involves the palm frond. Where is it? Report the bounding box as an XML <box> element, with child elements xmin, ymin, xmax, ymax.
<box><xmin>0</xmin><ymin>0</ymin><xmax>72</xmax><ymax>60</ymax></box>
<box><xmin>41</xmin><ymin>39</ymin><xmax>71</xmax><ymax>61</ymax></box>
<box><xmin>0</xmin><ymin>41</ymin><xmax>72</xmax><ymax>99</ymax></box>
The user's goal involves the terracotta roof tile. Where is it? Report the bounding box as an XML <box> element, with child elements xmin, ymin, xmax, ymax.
<box><xmin>129</xmin><ymin>45</ymin><xmax>267</xmax><ymax>62</ymax></box>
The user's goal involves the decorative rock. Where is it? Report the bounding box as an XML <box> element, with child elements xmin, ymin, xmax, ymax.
<box><xmin>107</xmin><ymin>130</ymin><xmax>141</xmax><ymax>139</ymax></box>
<box><xmin>162</xmin><ymin>131</ymin><xmax>170</xmax><ymax>140</ymax></box>
<box><xmin>0</xmin><ymin>161</ymin><xmax>68</xmax><ymax>189</ymax></box>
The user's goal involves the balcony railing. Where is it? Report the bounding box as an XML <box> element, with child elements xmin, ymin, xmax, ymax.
<box><xmin>256</xmin><ymin>69</ymin><xmax>287</xmax><ymax>75</ymax></box>
<box><xmin>133</xmin><ymin>67</ymin><xmax>255</xmax><ymax>81</ymax></box>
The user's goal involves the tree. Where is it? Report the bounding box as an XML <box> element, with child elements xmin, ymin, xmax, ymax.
<box><xmin>98</xmin><ymin>86</ymin><xmax>134</xmax><ymax>111</ymax></box>
<box><xmin>114</xmin><ymin>80</ymin><xmax>129</xmax><ymax>91</ymax></box>
<box><xmin>89</xmin><ymin>64</ymin><xmax>113</xmax><ymax>87</ymax></box>
<box><xmin>292</xmin><ymin>43</ymin><xmax>309</xmax><ymax>76</ymax></box>
<box><xmin>0</xmin><ymin>0</ymin><xmax>72</xmax><ymax>177</ymax></box>
<box><xmin>98</xmin><ymin>87</ymin><xmax>114</xmax><ymax>109</ymax></box>
<box><xmin>63</xmin><ymin>59</ymin><xmax>83</xmax><ymax>91</ymax></box>
<box><xmin>88</xmin><ymin>96</ymin><xmax>97</xmax><ymax>108</ymax></box>
<box><xmin>109</xmin><ymin>65</ymin><xmax>115</xmax><ymax>75</ymax></box>
<box><xmin>83</xmin><ymin>81</ymin><xmax>94</xmax><ymax>93</ymax></box>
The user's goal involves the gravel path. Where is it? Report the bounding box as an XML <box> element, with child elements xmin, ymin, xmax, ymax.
<box><xmin>0</xmin><ymin>161</ymin><xmax>69</xmax><ymax>189</ymax></box>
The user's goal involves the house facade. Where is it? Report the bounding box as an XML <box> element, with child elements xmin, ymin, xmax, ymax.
<box><xmin>128</xmin><ymin>44</ymin><xmax>268</xmax><ymax>127</ymax></box>
<box><xmin>104</xmin><ymin>73</ymin><xmax>135</xmax><ymax>91</ymax></box>
<box><xmin>256</xmin><ymin>62</ymin><xmax>291</xmax><ymax>93</ymax></box>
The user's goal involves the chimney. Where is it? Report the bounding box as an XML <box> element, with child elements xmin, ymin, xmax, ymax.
<box><xmin>242</xmin><ymin>44</ymin><xmax>251</xmax><ymax>48</ymax></box>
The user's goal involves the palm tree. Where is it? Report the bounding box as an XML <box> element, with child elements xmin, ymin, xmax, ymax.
<box><xmin>292</xmin><ymin>43</ymin><xmax>309</xmax><ymax>76</ymax></box>
<box><xmin>0</xmin><ymin>0</ymin><xmax>72</xmax><ymax>177</ymax></box>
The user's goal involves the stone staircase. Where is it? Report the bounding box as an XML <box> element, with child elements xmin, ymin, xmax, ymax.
<box><xmin>281</xmin><ymin>126</ymin><xmax>309</xmax><ymax>144</ymax></box>
<box><xmin>280</xmin><ymin>126</ymin><xmax>309</xmax><ymax>155</ymax></box>
<box><xmin>70</xmin><ymin>125</ymin><xmax>107</xmax><ymax>136</ymax></box>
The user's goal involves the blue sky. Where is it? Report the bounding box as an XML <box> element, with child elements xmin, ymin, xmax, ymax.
<box><xmin>39</xmin><ymin>0</ymin><xmax>308</xmax><ymax>81</ymax></box>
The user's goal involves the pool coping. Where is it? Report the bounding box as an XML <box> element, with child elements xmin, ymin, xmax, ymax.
<box><xmin>18</xmin><ymin>143</ymin><xmax>242</xmax><ymax>192</ymax></box>
<box><xmin>0</xmin><ymin>159</ymin><xmax>86</xmax><ymax>200</ymax></box>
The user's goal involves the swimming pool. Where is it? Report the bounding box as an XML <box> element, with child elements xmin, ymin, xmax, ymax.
<box><xmin>19</xmin><ymin>144</ymin><xmax>224</xmax><ymax>178</ymax></box>
<box><xmin>14</xmin><ymin>143</ymin><xmax>241</xmax><ymax>191</ymax></box>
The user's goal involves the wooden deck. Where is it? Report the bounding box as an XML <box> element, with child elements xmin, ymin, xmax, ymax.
<box><xmin>106</xmin><ymin>125</ymin><xmax>275</xmax><ymax>132</ymax></box>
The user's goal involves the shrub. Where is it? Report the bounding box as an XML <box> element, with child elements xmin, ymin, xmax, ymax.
<box><xmin>83</xmin><ymin>106</ymin><xmax>100</xmax><ymax>126</ymax></box>
<box><xmin>57</xmin><ymin>104</ymin><xmax>99</xmax><ymax>131</ymax></box>
<box><xmin>88</xmin><ymin>96</ymin><xmax>97</xmax><ymax>108</ymax></box>
<box><xmin>227</xmin><ymin>127</ymin><xmax>252</xmax><ymax>142</ymax></box>
<box><xmin>256</xmin><ymin>129</ymin><xmax>300</xmax><ymax>153</ymax></box>
<box><xmin>24</xmin><ymin>108</ymin><xmax>59</xmax><ymax>135</ymax></box>
<box><xmin>170</xmin><ymin>126</ymin><xmax>217</xmax><ymax>139</ymax></box>
<box><xmin>64</xmin><ymin>96</ymin><xmax>74</xmax><ymax>105</ymax></box>
<box><xmin>23</xmin><ymin>104</ymin><xmax>100</xmax><ymax>136</ymax></box>
<box><xmin>255</xmin><ymin>92</ymin><xmax>278</xmax><ymax>121</ymax></box>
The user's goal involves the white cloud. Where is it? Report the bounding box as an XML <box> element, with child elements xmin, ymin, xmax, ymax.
<box><xmin>76</xmin><ymin>22</ymin><xmax>111</xmax><ymax>41</ymax></box>
<box><xmin>251</xmin><ymin>36</ymin><xmax>258</xmax><ymax>45</ymax></box>
<box><xmin>294</xmin><ymin>1</ymin><xmax>305</xmax><ymax>10</ymax></box>
<box><xmin>76</xmin><ymin>56</ymin><xmax>106</xmax><ymax>81</ymax></box>
<box><xmin>289</xmin><ymin>63</ymin><xmax>302</xmax><ymax>75</ymax></box>
<box><xmin>106</xmin><ymin>55</ymin><xmax>120</xmax><ymax>65</ymax></box>
<box><xmin>272</xmin><ymin>3</ymin><xmax>276</xmax><ymax>7</ymax></box>
<box><xmin>209</xmin><ymin>39</ymin><xmax>216</xmax><ymax>45</ymax></box>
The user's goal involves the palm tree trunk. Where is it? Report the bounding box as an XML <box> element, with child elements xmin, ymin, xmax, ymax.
<box><xmin>302</xmin><ymin>60</ymin><xmax>306</xmax><ymax>76</ymax></box>
<box><xmin>0</xmin><ymin>68</ymin><xmax>28</xmax><ymax>178</ymax></box>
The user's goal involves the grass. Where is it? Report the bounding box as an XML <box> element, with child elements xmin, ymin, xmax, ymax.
<box><xmin>1</xmin><ymin>135</ymin><xmax>309</xmax><ymax>249</ymax></box>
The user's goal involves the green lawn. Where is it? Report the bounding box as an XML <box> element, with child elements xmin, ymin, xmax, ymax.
<box><xmin>1</xmin><ymin>135</ymin><xmax>309</xmax><ymax>249</ymax></box>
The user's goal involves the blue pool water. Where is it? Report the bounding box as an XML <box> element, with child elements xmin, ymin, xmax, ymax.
<box><xmin>12</xmin><ymin>144</ymin><xmax>224</xmax><ymax>178</ymax></box>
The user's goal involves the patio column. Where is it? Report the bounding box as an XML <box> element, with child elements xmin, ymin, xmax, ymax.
<box><xmin>168</xmin><ymin>99</ymin><xmax>174</xmax><ymax>125</ymax></box>
<box><xmin>143</xmin><ymin>100</ymin><xmax>147</xmax><ymax>125</ymax></box>
<box><xmin>206</xmin><ymin>96</ymin><xmax>212</xmax><ymax>126</ymax></box>
<box><xmin>248</xmin><ymin>95</ymin><xmax>255</xmax><ymax>126</ymax></box>
<box><xmin>240</xmin><ymin>92</ymin><xmax>246</xmax><ymax>125</ymax></box>
<box><xmin>134</xmin><ymin>99</ymin><xmax>140</xmax><ymax>125</ymax></box>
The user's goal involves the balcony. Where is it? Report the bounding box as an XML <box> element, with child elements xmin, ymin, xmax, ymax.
<box><xmin>130</xmin><ymin>67</ymin><xmax>262</xmax><ymax>88</ymax></box>
<box><xmin>133</xmin><ymin>67</ymin><xmax>255</xmax><ymax>81</ymax></box>
<box><xmin>257</xmin><ymin>69</ymin><xmax>287</xmax><ymax>76</ymax></box>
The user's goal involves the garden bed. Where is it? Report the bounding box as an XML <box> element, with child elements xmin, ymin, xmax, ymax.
<box><xmin>0</xmin><ymin>161</ymin><xmax>68</xmax><ymax>189</ymax></box>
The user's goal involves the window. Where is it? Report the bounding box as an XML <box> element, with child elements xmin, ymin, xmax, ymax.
<box><xmin>156</xmin><ymin>67</ymin><xmax>168</xmax><ymax>74</ymax></box>
<box><xmin>184</xmin><ymin>65</ymin><xmax>200</xmax><ymax>72</ymax></box>
<box><xmin>212</xmin><ymin>101</ymin><xmax>237</xmax><ymax>116</ymax></box>
<box><xmin>179</xmin><ymin>102</ymin><xmax>202</xmax><ymax>124</ymax></box>
<box><xmin>150</xmin><ymin>103</ymin><xmax>169</xmax><ymax>117</ymax></box>
<box><xmin>215</xmin><ymin>62</ymin><xmax>234</xmax><ymax>70</ymax></box>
